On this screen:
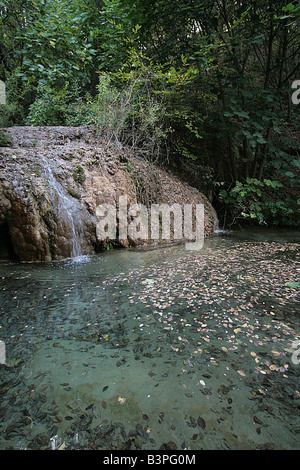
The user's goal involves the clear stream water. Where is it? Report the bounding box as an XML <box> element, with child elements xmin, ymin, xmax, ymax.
<box><xmin>0</xmin><ymin>228</ymin><xmax>299</xmax><ymax>450</ymax></box>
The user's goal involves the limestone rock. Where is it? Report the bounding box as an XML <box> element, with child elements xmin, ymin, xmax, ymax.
<box><xmin>0</xmin><ymin>126</ymin><xmax>217</xmax><ymax>261</ymax></box>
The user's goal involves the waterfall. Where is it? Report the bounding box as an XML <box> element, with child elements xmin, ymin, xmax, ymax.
<box><xmin>208</xmin><ymin>202</ymin><xmax>220</xmax><ymax>232</ymax></box>
<box><xmin>41</xmin><ymin>156</ymin><xmax>83</xmax><ymax>258</ymax></box>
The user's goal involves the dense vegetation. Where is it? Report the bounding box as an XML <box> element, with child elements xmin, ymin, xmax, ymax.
<box><xmin>0</xmin><ymin>0</ymin><xmax>299</xmax><ymax>227</ymax></box>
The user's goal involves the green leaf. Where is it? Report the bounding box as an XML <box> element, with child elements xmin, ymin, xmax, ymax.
<box><xmin>282</xmin><ymin>3</ymin><xmax>295</xmax><ymax>12</ymax></box>
<box><xmin>285</xmin><ymin>282</ymin><xmax>300</xmax><ymax>289</ymax></box>
<box><xmin>263</xmin><ymin>180</ymin><xmax>283</xmax><ymax>188</ymax></box>
<box><xmin>235</xmin><ymin>110</ymin><xmax>249</xmax><ymax>119</ymax></box>
<box><xmin>257</xmin><ymin>136</ymin><xmax>267</xmax><ymax>144</ymax></box>
<box><xmin>219</xmin><ymin>190</ymin><xmax>228</xmax><ymax>199</ymax></box>
<box><xmin>224</xmin><ymin>111</ymin><xmax>233</xmax><ymax>117</ymax></box>
<box><xmin>292</xmin><ymin>159</ymin><xmax>300</xmax><ymax>168</ymax></box>
<box><xmin>284</xmin><ymin>171</ymin><xmax>295</xmax><ymax>178</ymax></box>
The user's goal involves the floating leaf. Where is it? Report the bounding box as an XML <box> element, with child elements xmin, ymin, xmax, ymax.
<box><xmin>285</xmin><ymin>282</ymin><xmax>300</xmax><ymax>289</ymax></box>
<box><xmin>58</xmin><ymin>442</ymin><xmax>66</xmax><ymax>450</ymax></box>
<box><xmin>197</xmin><ymin>416</ymin><xmax>206</xmax><ymax>429</ymax></box>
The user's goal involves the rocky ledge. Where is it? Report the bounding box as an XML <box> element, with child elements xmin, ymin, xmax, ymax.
<box><xmin>0</xmin><ymin>126</ymin><xmax>217</xmax><ymax>261</ymax></box>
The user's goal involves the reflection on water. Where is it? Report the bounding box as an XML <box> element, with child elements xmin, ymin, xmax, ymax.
<box><xmin>0</xmin><ymin>229</ymin><xmax>299</xmax><ymax>450</ymax></box>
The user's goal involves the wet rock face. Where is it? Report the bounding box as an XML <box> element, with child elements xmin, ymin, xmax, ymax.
<box><xmin>0</xmin><ymin>126</ymin><xmax>216</xmax><ymax>261</ymax></box>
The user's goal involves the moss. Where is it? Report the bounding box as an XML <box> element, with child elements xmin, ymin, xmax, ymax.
<box><xmin>0</xmin><ymin>129</ymin><xmax>12</xmax><ymax>147</ymax></box>
<box><xmin>73</xmin><ymin>165</ymin><xmax>85</xmax><ymax>184</ymax></box>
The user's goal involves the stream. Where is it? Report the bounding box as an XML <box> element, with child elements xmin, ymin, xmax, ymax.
<box><xmin>0</xmin><ymin>228</ymin><xmax>299</xmax><ymax>450</ymax></box>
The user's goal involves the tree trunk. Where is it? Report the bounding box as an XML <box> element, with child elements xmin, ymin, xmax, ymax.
<box><xmin>257</xmin><ymin>127</ymin><xmax>272</xmax><ymax>180</ymax></box>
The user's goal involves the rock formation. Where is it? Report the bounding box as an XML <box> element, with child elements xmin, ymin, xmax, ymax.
<box><xmin>0</xmin><ymin>126</ymin><xmax>217</xmax><ymax>261</ymax></box>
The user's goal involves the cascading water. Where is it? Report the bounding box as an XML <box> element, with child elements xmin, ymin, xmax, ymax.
<box><xmin>208</xmin><ymin>201</ymin><xmax>220</xmax><ymax>232</ymax></box>
<box><xmin>41</xmin><ymin>155</ymin><xmax>83</xmax><ymax>258</ymax></box>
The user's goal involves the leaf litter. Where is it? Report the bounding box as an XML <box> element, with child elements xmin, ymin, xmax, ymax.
<box><xmin>0</xmin><ymin>235</ymin><xmax>299</xmax><ymax>450</ymax></box>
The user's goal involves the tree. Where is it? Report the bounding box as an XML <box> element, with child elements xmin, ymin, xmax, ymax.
<box><xmin>1</xmin><ymin>0</ymin><xmax>299</xmax><ymax>225</ymax></box>
<box><xmin>0</xmin><ymin>0</ymin><xmax>38</xmax><ymax>80</ymax></box>
<box><xmin>14</xmin><ymin>0</ymin><xmax>100</xmax><ymax>90</ymax></box>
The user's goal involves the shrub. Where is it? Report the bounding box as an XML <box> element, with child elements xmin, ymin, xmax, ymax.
<box><xmin>218</xmin><ymin>178</ymin><xmax>300</xmax><ymax>226</ymax></box>
<box><xmin>27</xmin><ymin>84</ymin><xmax>96</xmax><ymax>126</ymax></box>
<box><xmin>73</xmin><ymin>165</ymin><xmax>85</xmax><ymax>184</ymax></box>
<box><xmin>65</xmin><ymin>97</ymin><xmax>95</xmax><ymax>126</ymax></box>
<box><xmin>0</xmin><ymin>103</ymin><xmax>26</xmax><ymax>127</ymax></box>
<box><xmin>27</xmin><ymin>92</ymin><xmax>66</xmax><ymax>126</ymax></box>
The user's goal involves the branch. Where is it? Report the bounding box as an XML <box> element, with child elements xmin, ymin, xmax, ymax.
<box><xmin>279</xmin><ymin>61</ymin><xmax>300</xmax><ymax>88</ymax></box>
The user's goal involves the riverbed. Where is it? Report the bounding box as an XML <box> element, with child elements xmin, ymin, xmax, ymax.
<box><xmin>0</xmin><ymin>228</ymin><xmax>299</xmax><ymax>450</ymax></box>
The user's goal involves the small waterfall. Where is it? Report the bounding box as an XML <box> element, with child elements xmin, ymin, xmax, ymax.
<box><xmin>41</xmin><ymin>156</ymin><xmax>83</xmax><ymax>258</ymax></box>
<box><xmin>209</xmin><ymin>202</ymin><xmax>220</xmax><ymax>232</ymax></box>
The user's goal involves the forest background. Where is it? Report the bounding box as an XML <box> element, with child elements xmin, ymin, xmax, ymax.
<box><xmin>0</xmin><ymin>0</ymin><xmax>299</xmax><ymax>227</ymax></box>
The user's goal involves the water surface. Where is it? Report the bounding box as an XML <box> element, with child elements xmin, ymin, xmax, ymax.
<box><xmin>0</xmin><ymin>228</ymin><xmax>299</xmax><ymax>450</ymax></box>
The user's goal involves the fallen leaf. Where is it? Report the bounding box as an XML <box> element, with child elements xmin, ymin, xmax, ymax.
<box><xmin>58</xmin><ymin>442</ymin><xmax>66</xmax><ymax>450</ymax></box>
<box><xmin>254</xmin><ymin>416</ymin><xmax>262</xmax><ymax>425</ymax></box>
<box><xmin>197</xmin><ymin>416</ymin><xmax>206</xmax><ymax>429</ymax></box>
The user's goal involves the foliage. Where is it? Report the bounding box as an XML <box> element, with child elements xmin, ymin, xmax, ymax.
<box><xmin>13</xmin><ymin>0</ymin><xmax>98</xmax><ymax>89</ymax></box>
<box><xmin>218</xmin><ymin>178</ymin><xmax>300</xmax><ymax>226</ymax></box>
<box><xmin>25</xmin><ymin>68</ymin><xmax>169</xmax><ymax>159</ymax></box>
<box><xmin>73</xmin><ymin>165</ymin><xmax>85</xmax><ymax>184</ymax></box>
<box><xmin>0</xmin><ymin>129</ymin><xmax>12</xmax><ymax>147</ymax></box>
<box><xmin>0</xmin><ymin>103</ymin><xmax>24</xmax><ymax>127</ymax></box>
<box><xmin>110</xmin><ymin>53</ymin><xmax>170</xmax><ymax>159</ymax></box>
<box><xmin>27</xmin><ymin>81</ymin><xmax>95</xmax><ymax>126</ymax></box>
<box><xmin>0</xmin><ymin>0</ymin><xmax>38</xmax><ymax>80</ymax></box>
<box><xmin>1</xmin><ymin>0</ymin><xmax>299</xmax><ymax>227</ymax></box>
<box><xmin>285</xmin><ymin>281</ymin><xmax>300</xmax><ymax>289</ymax></box>
<box><xmin>27</xmin><ymin>85</ymin><xmax>67</xmax><ymax>126</ymax></box>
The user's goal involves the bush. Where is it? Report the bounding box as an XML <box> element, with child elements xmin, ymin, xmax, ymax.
<box><xmin>27</xmin><ymin>92</ymin><xmax>67</xmax><ymax>126</ymax></box>
<box><xmin>218</xmin><ymin>178</ymin><xmax>300</xmax><ymax>227</ymax></box>
<box><xmin>0</xmin><ymin>103</ymin><xmax>26</xmax><ymax>127</ymax></box>
<box><xmin>0</xmin><ymin>70</ymin><xmax>34</xmax><ymax>126</ymax></box>
<box><xmin>90</xmin><ymin>70</ymin><xmax>169</xmax><ymax>159</ymax></box>
<box><xmin>25</xmin><ymin>69</ymin><xmax>169</xmax><ymax>160</ymax></box>
<box><xmin>65</xmin><ymin>97</ymin><xmax>95</xmax><ymax>126</ymax></box>
<box><xmin>27</xmin><ymin>84</ymin><xmax>96</xmax><ymax>126</ymax></box>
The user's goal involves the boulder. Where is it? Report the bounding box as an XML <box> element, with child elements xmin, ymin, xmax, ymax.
<box><xmin>0</xmin><ymin>126</ymin><xmax>217</xmax><ymax>261</ymax></box>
